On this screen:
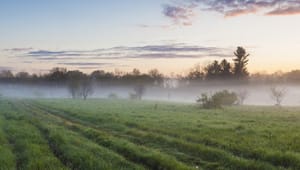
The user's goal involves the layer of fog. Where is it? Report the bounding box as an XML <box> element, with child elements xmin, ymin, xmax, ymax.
<box><xmin>1</xmin><ymin>83</ymin><xmax>300</xmax><ymax>106</ymax></box>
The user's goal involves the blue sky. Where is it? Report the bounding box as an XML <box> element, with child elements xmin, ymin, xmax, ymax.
<box><xmin>1</xmin><ymin>0</ymin><xmax>300</xmax><ymax>74</ymax></box>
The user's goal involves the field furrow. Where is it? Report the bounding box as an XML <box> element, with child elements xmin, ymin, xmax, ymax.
<box><xmin>19</xmin><ymin>100</ymin><xmax>196</xmax><ymax>170</ymax></box>
<box><xmin>10</xmin><ymin>101</ymin><xmax>147</xmax><ymax>170</ymax></box>
<box><xmin>0</xmin><ymin>115</ymin><xmax>16</xmax><ymax>170</ymax></box>
<box><xmin>27</xmin><ymin>100</ymin><xmax>283</xmax><ymax>170</ymax></box>
<box><xmin>0</xmin><ymin>101</ymin><xmax>68</xmax><ymax>170</ymax></box>
<box><xmin>31</xmin><ymin>100</ymin><xmax>300</xmax><ymax>169</ymax></box>
<box><xmin>1</xmin><ymin>98</ymin><xmax>300</xmax><ymax>170</ymax></box>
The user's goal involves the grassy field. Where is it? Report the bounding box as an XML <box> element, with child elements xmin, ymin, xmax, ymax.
<box><xmin>0</xmin><ymin>98</ymin><xmax>300</xmax><ymax>170</ymax></box>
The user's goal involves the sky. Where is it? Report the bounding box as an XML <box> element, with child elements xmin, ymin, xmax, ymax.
<box><xmin>1</xmin><ymin>0</ymin><xmax>300</xmax><ymax>75</ymax></box>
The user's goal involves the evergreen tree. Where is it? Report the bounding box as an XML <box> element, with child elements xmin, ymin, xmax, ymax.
<box><xmin>233</xmin><ymin>47</ymin><xmax>249</xmax><ymax>79</ymax></box>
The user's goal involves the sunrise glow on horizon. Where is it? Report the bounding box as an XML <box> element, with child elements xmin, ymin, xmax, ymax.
<box><xmin>1</xmin><ymin>0</ymin><xmax>300</xmax><ymax>75</ymax></box>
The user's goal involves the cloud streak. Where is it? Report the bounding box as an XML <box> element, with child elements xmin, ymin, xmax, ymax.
<box><xmin>266</xmin><ymin>6</ymin><xmax>300</xmax><ymax>15</ymax></box>
<box><xmin>20</xmin><ymin>44</ymin><xmax>231</xmax><ymax>60</ymax></box>
<box><xmin>57</xmin><ymin>62</ymin><xmax>111</xmax><ymax>66</ymax></box>
<box><xmin>163</xmin><ymin>0</ymin><xmax>300</xmax><ymax>24</ymax></box>
<box><xmin>8</xmin><ymin>43</ymin><xmax>233</xmax><ymax>70</ymax></box>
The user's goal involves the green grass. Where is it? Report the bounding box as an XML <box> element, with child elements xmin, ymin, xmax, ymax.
<box><xmin>0</xmin><ymin>98</ymin><xmax>300</xmax><ymax>169</ymax></box>
<box><xmin>0</xmin><ymin>115</ymin><xmax>16</xmax><ymax>170</ymax></box>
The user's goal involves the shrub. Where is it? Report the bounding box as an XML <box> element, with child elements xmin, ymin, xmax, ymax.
<box><xmin>129</xmin><ymin>93</ymin><xmax>139</xmax><ymax>100</ymax></box>
<box><xmin>197</xmin><ymin>90</ymin><xmax>238</xmax><ymax>109</ymax></box>
<box><xmin>107</xmin><ymin>93</ymin><xmax>118</xmax><ymax>99</ymax></box>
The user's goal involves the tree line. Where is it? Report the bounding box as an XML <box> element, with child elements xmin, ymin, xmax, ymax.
<box><xmin>1</xmin><ymin>47</ymin><xmax>300</xmax><ymax>85</ymax></box>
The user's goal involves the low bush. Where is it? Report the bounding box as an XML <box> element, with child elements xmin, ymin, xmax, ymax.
<box><xmin>107</xmin><ymin>93</ymin><xmax>118</xmax><ymax>99</ymax></box>
<box><xmin>129</xmin><ymin>93</ymin><xmax>139</xmax><ymax>100</ymax></box>
<box><xmin>197</xmin><ymin>90</ymin><xmax>238</xmax><ymax>109</ymax></box>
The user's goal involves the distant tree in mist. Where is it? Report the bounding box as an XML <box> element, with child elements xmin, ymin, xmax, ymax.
<box><xmin>47</xmin><ymin>67</ymin><xmax>67</xmax><ymax>82</ymax></box>
<box><xmin>187</xmin><ymin>64</ymin><xmax>204</xmax><ymax>81</ymax></box>
<box><xmin>237</xmin><ymin>90</ymin><xmax>248</xmax><ymax>105</ymax></box>
<box><xmin>0</xmin><ymin>70</ymin><xmax>13</xmax><ymax>79</ymax></box>
<box><xmin>132</xmin><ymin>68</ymin><xmax>141</xmax><ymax>76</ymax></box>
<box><xmin>163</xmin><ymin>78</ymin><xmax>179</xmax><ymax>100</ymax></box>
<box><xmin>284</xmin><ymin>70</ymin><xmax>300</xmax><ymax>83</ymax></box>
<box><xmin>33</xmin><ymin>91</ymin><xmax>45</xmax><ymax>98</ymax></box>
<box><xmin>80</xmin><ymin>76</ymin><xmax>94</xmax><ymax>100</ymax></box>
<box><xmin>233</xmin><ymin>47</ymin><xmax>249</xmax><ymax>79</ymax></box>
<box><xmin>15</xmin><ymin>72</ymin><xmax>30</xmax><ymax>79</ymax></box>
<box><xmin>130</xmin><ymin>84</ymin><xmax>146</xmax><ymax>100</ymax></box>
<box><xmin>108</xmin><ymin>93</ymin><xmax>118</xmax><ymax>99</ymax></box>
<box><xmin>270</xmin><ymin>86</ymin><xmax>286</xmax><ymax>106</ymax></box>
<box><xmin>148</xmin><ymin>69</ymin><xmax>163</xmax><ymax>84</ymax></box>
<box><xmin>67</xmin><ymin>71</ymin><xmax>84</xmax><ymax>99</ymax></box>
<box><xmin>67</xmin><ymin>72</ymin><xmax>94</xmax><ymax>100</ymax></box>
<box><xmin>219</xmin><ymin>59</ymin><xmax>232</xmax><ymax>79</ymax></box>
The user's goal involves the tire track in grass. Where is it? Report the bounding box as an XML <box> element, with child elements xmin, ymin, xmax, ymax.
<box><xmin>33</xmin><ymin>120</ymin><xmax>145</xmax><ymax>170</ymax></box>
<box><xmin>11</xmin><ymin>100</ymin><xmax>146</xmax><ymax>170</ymax></box>
<box><xmin>1</xmin><ymin>102</ymin><xmax>68</xmax><ymax>170</ymax></box>
<box><xmin>20</xmin><ymin>101</ymin><xmax>196</xmax><ymax>170</ymax></box>
<box><xmin>28</xmin><ymin>101</ymin><xmax>280</xmax><ymax>170</ymax></box>
<box><xmin>0</xmin><ymin>116</ymin><xmax>16</xmax><ymax>170</ymax></box>
<box><xmin>25</xmin><ymin>101</ymin><xmax>212</xmax><ymax>169</ymax></box>
<box><xmin>32</xmin><ymin>100</ymin><xmax>300</xmax><ymax>170</ymax></box>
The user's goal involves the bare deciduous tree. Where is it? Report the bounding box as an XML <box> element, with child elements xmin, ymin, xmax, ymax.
<box><xmin>237</xmin><ymin>90</ymin><xmax>248</xmax><ymax>105</ymax></box>
<box><xmin>133</xmin><ymin>84</ymin><xmax>146</xmax><ymax>100</ymax></box>
<box><xmin>68</xmin><ymin>80</ymin><xmax>81</xmax><ymax>99</ymax></box>
<box><xmin>270</xmin><ymin>86</ymin><xmax>286</xmax><ymax>106</ymax></box>
<box><xmin>80</xmin><ymin>77</ymin><xmax>93</xmax><ymax>100</ymax></box>
<box><xmin>67</xmin><ymin>71</ymin><xmax>93</xmax><ymax>100</ymax></box>
<box><xmin>163</xmin><ymin>78</ymin><xmax>178</xmax><ymax>100</ymax></box>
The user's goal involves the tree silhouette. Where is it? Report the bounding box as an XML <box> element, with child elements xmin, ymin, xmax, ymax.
<box><xmin>0</xmin><ymin>70</ymin><xmax>14</xmax><ymax>79</ymax></box>
<box><xmin>205</xmin><ymin>60</ymin><xmax>221</xmax><ymax>80</ymax></box>
<box><xmin>66</xmin><ymin>71</ymin><xmax>84</xmax><ymax>99</ymax></box>
<box><xmin>219</xmin><ymin>59</ymin><xmax>232</xmax><ymax>79</ymax></box>
<box><xmin>47</xmin><ymin>67</ymin><xmax>67</xmax><ymax>82</ymax></box>
<box><xmin>188</xmin><ymin>64</ymin><xmax>204</xmax><ymax>81</ymax></box>
<box><xmin>233</xmin><ymin>47</ymin><xmax>249</xmax><ymax>79</ymax></box>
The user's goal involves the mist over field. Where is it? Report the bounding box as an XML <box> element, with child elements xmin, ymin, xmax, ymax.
<box><xmin>1</xmin><ymin>83</ymin><xmax>299</xmax><ymax>106</ymax></box>
<box><xmin>2</xmin><ymin>1</ymin><xmax>300</xmax><ymax>169</ymax></box>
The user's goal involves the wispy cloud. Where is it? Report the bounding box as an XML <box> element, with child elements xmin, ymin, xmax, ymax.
<box><xmin>19</xmin><ymin>44</ymin><xmax>231</xmax><ymax>60</ymax></box>
<box><xmin>0</xmin><ymin>66</ymin><xmax>13</xmax><ymax>71</ymax></box>
<box><xmin>162</xmin><ymin>4</ymin><xmax>196</xmax><ymax>26</ymax></box>
<box><xmin>57</xmin><ymin>62</ymin><xmax>111</xmax><ymax>66</ymax></box>
<box><xmin>266</xmin><ymin>6</ymin><xmax>300</xmax><ymax>15</ymax></box>
<box><xmin>163</xmin><ymin>0</ymin><xmax>300</xmax><ymax>25</ymax></box>
<box><xmin>8</xmin><ymin>43</ymin><xmax>233</xmax><ymax>69</ymax></box>
<box><xmin>4</xmin><ymin>48</ymin><xmax>33</xmax><ymax>52</ymax></box>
